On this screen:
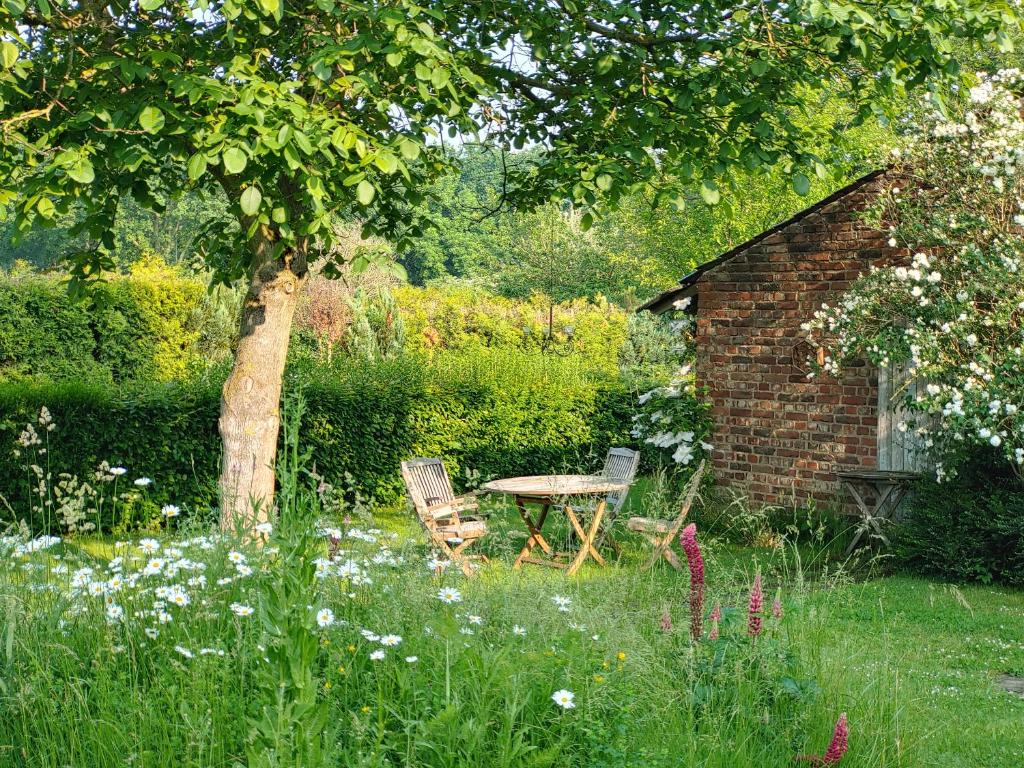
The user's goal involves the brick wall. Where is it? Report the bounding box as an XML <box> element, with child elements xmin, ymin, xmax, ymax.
<box><xmin>694</xmin><ymin>174</ymin><xmax>898</xmax><ymax>510</ymax></box>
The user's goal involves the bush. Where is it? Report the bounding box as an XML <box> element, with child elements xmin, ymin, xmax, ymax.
<box><xmin>892</xmin><ymin>454</ymin><xmax>1024</xmax><ymax>585</ymax></box>
<box><xmin>0</xmin><ymin>350</ymin><xmax>635</xmax><ymax>531</ymax></box>
<box><xmin>0</xmin><ymin>257</ymin><xmax>208</xmax><ymax>383</ymax></box>
<box><xmin>394</xmin><ymin>283</ymin><xmax>626</xmax><ymax>374</ymax></box>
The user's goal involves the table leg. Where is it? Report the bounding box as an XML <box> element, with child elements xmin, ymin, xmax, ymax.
<box><xmin>513</xmin><ymin>498</ymin><xmax>552</xmax><ymax>570</ymax></box>
<box><xmin>843</xmin><ymin>480</ymin><xmax>873</xmax><ymax>555</ymax></box>
<box><xmin>566</xmin><ymin>499</ymin><xmax>607</xmax><ymax>576</ymax></box>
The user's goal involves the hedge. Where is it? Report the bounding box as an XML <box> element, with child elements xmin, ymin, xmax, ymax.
<box><xmin>0</xmin><ymin>258</ymin><xmax>207</xmax><ymax>383</ymax></box>
<box><xmin>0</xmin><ymin>351</ymin><xmax>635</xmax><ymax>531</ymax></box>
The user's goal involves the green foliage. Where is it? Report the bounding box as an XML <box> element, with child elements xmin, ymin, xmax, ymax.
<box><xmin>0</xmin><ymin>0</ymin><xmax>1011</xmax><ymax>291</ymax></box>
<box><xmin>0</xmin><ymin>258</ymin><xmax>211</xmax><ymax>383</ymax></box>
<box><xmin>246</xmin><ymin>395</ymin><xmax>328</xmax><ymax>768</ymax></box>
<box><xmin>0</xmin><ymin>351</ymin><xmax>633</xmax><ymax>530</ymax></box>
<box><xmin>893</xmin><ymin>455</ymin><xmax>1024</xmax><ymax>585</ymax></box>
<box><xmin>395</xmin><ymin>284</ymin><xmax>626</xmax><ymax>374</ymax></box>
<box><xmin>344</xmin><ymin>286</ymin><xmax>406</xmax><ymax>363</ymax></box>
<box><xmin>618</xmin><ymin>312</ymin><xmax>684</xmax><ymax>387</ymax></box>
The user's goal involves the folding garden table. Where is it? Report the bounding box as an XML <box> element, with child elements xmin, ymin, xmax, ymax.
<box><xmin>837</xmin><ymin>469</ymin><xmax>920</xmax><ymax>554</ymax></box>
<box><xmin>482</xmin><ymin>474</ymin><xmax>627</xmax><ymax>576</ymax></box>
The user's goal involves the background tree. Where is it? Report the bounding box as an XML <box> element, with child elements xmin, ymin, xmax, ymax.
<box><xmin>0</xmin><ymin>0</ymin><xmax>1017</xmax><ymax>527</ymax></box>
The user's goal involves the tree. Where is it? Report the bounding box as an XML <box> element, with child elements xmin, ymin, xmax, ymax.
<box><xmin>0</xmin><ymin>0</ymin><xmax>1017</xmax><ymax>528</ymax></box>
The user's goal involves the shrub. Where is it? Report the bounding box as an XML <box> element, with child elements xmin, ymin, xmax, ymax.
<box><xmin>395</xmin><ymin>283</ymin><xmax>626</xmax><ymax>373</ymax></box>
<box><xmin>0</xmin><ymin>257</ymin><xmax>208</xmax><ymax>383</ymax></box>
<box><xmin>892</xmin><ymin>453</ymin><xmax>1024</xmax><ymax>585</ymax></box>
<box><xmin>0</xmin><ymin>350</ymin><xmax>634</xmax><ymax>531</ymax></box>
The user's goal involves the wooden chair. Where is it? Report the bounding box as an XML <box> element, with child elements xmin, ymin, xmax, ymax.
<box><xmin>628</xmin><ymin>461</ymin><xmax>707</xmax><ymax>570</ymax></box>
<box><xmin>400</xmin><ymin>458</ymin><xmax>489</xmax><ymax>577</ymax></box>
<box><xmin>593</xmin><ymin>447</ymin><xmax>641</xmax><ymax>550</ymax></box>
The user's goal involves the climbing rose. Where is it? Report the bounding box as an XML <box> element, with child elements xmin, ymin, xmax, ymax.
<box><xmin>798</xmin><ymin>713</ymin><xmax>849</xmax><ymax>765</ymax></box>
<box><xmin>679</xmin><ymin>524</ymin><xmax>704</xmax><ymax>641</ymax></box>
<box><xmin>747</xmin><ymin>573</ymin><xmax>763</xmax><ymax>638</ymax></box>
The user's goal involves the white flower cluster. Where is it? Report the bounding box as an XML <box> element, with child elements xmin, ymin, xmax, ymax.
<box><xmin>805</xmin><ymin>71</ymin><xmax>1024</xmax><ymax>479</ymax></box>
<box><xmin>630</xmin><ymin>308</ymin><xmax>711</xmax><ymax>466</ymax></box>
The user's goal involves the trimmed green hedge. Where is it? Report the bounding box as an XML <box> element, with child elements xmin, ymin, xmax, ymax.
<box><xmin>0</xmin><ymin>259</ymin><xmax>206</xmax><ymax>384</ymax></box>
<box><xmin>0</xmin><ymin>351</ymin><xmax>634</xmax><ymax>530</ymax></box>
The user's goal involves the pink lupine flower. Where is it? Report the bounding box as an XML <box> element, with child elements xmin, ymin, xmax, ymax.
<box><xmin>824</xmin><ymin>714</ymin><xmax>849</xmax><ymax>764</ymax></box>
<box><xmin>798</xmin><ymin>713</ymin><xmax>849</xmax><ymax>765</ymax></box>
<box><xmin>747</xmin><ymin>572</ymin><xmax>763</xmax><ymax>638</ymax></box>
<box><xmin>708</xmin><ymin>602</ymin><xmax>721</xmax><ymax>640</ymax></box>
<box><xmin>659</xmin><ymin>609</ymin><xmax>673</xmax><ymax>632</ymax></box>
<box><xmin>679</xmin><ymin>524</ymin><xmax>704</xmax><ymax>641</ymax></box>
<box><xmin>772</xmin><ymin>595</ymin><xmax>783</xmax><ymax>620</ymax></box>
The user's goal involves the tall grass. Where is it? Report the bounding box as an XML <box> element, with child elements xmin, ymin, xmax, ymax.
<box><xmin>0</xmin><ymin>407</ymin><xmax>907</xmax><ymax>767</ymax></box>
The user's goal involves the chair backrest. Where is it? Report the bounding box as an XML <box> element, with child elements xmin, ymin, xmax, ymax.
<box><xmin>401</xmin><ymin>458</ymin><xmax>456</xmax><ymax>522</ymax></box>
<box><xmin>602</xmin><ymin>447</ymin><xmax>640</xmax><ymax>513</ymax></box>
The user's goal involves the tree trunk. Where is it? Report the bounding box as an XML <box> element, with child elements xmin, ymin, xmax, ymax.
<box><xmin>218</xmin><ymin>233</ymin><xmax>307</xmax><ymax>530</ymax></box>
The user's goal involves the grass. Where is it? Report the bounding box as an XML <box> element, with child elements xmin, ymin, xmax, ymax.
<box><xmin>1</xmin><ymin>478</ymin><xmax>1022</xmax><ymax>768</ymax></box>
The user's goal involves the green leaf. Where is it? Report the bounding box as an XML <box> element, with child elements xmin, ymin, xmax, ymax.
<box><xmin>222</xmin><ymin>147</ymin><xmax>247</xmax><ymax>175</ymax></box>
<box><xmin>240</xmin><ymin>186</ymin><xmax>262</xmax><ymax>216</ymax></box>
<box><xmin>792</xmin><ymin>172</ymin><xmax>811</xmax><ymax>196</ymax></box>
<box><xmin>373</xmin><ymin>151</ymin><xmax>398</xmax><ymax>175</ymax></box>
<box><xmin>138</xmin><ymin>106</ymin><xmax>165</xmax><ymax>134</ymax></box>
<box><xmin>580</xmin><ymin>212</ymin><xmax>594</xmax><ymax>230</ymax></box>
<box><xmin>398</xmin><ymin>139</ymin><xmax>420</xmax><ymax>161</ymax></box>
<box><xmin>36</xmin><ymin>197</ymin><xmax>55</xmax><ymax>219</ymax></box>
<box><xmin>187</xmin><ymin>153</ymin><xmax>207</xmax><ymax>181</ymax></box>
<box><xmin>596</xmin><ymin>173</ymin><xmax>612</xmax><ymax>192</ymax></box>
<box><xmin>356</xmin><ymin>179</ymin><xmax>376</xmax><ymax>206</ymax></box>
<box><xmin>700</xmin><ymin>180</ymin><xmax>720</xmax><ymax>205</ymax></box>
<box><xmin>68</xmin><ymin>159</ymin><xmax>95</xmax><ymax>184</ymax></box>
<box><xmin>750</xmin><ymin>58</ymin><xmax>768</xmax><ymax>77</ymax></box>
<box><xmin>0</xmin><ymin>41</ymin><xmax>18</xmax><ymax>70</ymax></box>
<box><xmin>139</xmin><ymin>0</ymin><xmax>162</xmax><ymax>8</ymax></box>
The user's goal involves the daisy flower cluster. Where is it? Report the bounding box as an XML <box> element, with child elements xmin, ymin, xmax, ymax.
<box><xmin>804</xmin><ymin>70</ymin><xmax>1024</xmax><ymax>480</ymax></box>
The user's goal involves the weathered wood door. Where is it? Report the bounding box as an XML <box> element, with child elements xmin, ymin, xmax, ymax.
<box><xmin>877</xmin><ymin>361</ymin><xmax>930</xmax><ymax>471</ymax></box>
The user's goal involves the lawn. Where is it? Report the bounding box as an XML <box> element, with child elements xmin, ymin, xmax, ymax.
<box><xmin>1</xmin><ymin>482</ymin><xmax>1022</xmax><ymax>768</ymax></box>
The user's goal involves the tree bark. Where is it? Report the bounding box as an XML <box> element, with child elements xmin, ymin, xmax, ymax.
<box><xmin>218</xmin><ymin>232</ymin><xmax>307</xmax><ymax>530</ymax></box>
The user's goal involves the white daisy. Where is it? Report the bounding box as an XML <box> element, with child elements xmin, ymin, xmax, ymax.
<box><xmin>437</xmin><ymin>587</ymin><xmax>462</xmax><ymax>604</ymax></box>
<box><xmin>551</xmin><ymin>689</ymin><xmax>575</xmax><ymax>709</ymax></box>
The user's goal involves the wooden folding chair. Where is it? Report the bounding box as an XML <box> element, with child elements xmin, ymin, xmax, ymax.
<box><xmin>400</xmin><ymin>458</ymin><xmax>489</xmax><ymax>577</ymax></box>
<box><xmin>628</xmin><ymin>461</ymin><xmax>707</xmax><ymax>570</ymax></box>
<box><xmin>593</xmin><ymin>447</ymin><xmax>641</xmax><ymax>551</ymax></box>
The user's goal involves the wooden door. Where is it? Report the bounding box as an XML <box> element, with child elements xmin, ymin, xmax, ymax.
<box><xmin>877</xmin><ymin>361</ymin><xmax>929</xmax><ymax>472</ymax></box>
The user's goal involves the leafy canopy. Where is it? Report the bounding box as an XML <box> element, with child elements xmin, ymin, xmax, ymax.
<box><xmin>0</xmin><ymin>0</ymin><xmax>1018</xmax><ymax>287</ymax></box>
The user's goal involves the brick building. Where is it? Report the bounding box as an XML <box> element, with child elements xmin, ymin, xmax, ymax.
<box><xmin>640</xmin><ymin>170</ymin><xmax>921</xmax><ymax>509</ymax></box>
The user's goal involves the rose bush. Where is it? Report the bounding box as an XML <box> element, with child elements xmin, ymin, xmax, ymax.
<box><xmin>805</xmin><ymin>70</ymin><xmax>1024</xmax><ymax>481</ymax></box>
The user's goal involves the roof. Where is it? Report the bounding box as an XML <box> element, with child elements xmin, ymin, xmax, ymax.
<box><xmin>638</xmin><ymin>169</ymin><xmax>887</xmax><ymax>314</ymax></box>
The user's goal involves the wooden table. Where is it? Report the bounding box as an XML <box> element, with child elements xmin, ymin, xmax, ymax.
<box><xmin>837</xmin><ymin>469</ymin><xmax>920</xmax><ymax>554</ymax></box>
<box><xmin>482</xmin><ymin>475</ymin><xmax>627</xmax><ymax>576</ymax></box>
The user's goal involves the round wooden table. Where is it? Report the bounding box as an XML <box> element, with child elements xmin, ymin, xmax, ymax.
<box><xmin>482</xmin><ymin>474</ymin><xmax>627</xmax><ymax>576</ymax></box>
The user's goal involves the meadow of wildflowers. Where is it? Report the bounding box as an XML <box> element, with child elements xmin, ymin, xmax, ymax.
<box><xmin>1</xmin><ymin>404</ymin><xmax>1022</xmax><ymax>767</ymax></box>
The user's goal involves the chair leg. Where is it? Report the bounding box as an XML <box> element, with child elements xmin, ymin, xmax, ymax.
<box><xmin>662</xmin><ymin>547</ymin><xmax>683</xmax><ymax>570</ymax></box>
<box><xmin>431</xmin><ymin>536</ymin><xmax>480</xmax><ymax>577</ymax></box>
